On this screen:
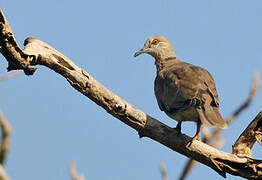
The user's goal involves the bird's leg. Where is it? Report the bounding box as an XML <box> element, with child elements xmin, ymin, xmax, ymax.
<box><xmin>192</xmin><ymin>120</ymin><xmax>202</xmax><ymax>141</ymax></box>
<box><xmin>174</xmin><ymin>121</ymin><xmax>182</xmax><ymax>135</ymax></box>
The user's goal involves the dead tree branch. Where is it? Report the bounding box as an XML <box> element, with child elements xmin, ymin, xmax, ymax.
<box><xmin>0</xmin><ymin>71</ymin><xmax>22</xmax><ymax>82</ymax></box>
<box><xmin>226</xmin><ymin>72</ymin><xmax>260</xmax><ymax>124</ymax></box>
<box><xmin>0</xmin><ymin>9</ymin><xmax>262</xmax><ymax>179</ymax></box>
<box><xmin>0</xmin><ymin>111</ymin><xmax>11</xmax><ymax>165</ymax></box>
<box><xmin>69</xmin><ymin>161</ymin><xmax>85</xmax><ymax>180</ymax></box>
<box><xmin>233</xmin><ymin>112</ymin><xmax>262</xmax><ymax>158</ymax></box>
<box><xmin>179</xmin><ymin>72</ymin><xmax>260</xmax><ymax>180</ymax></box>
<box><xmin>0</xmin><ymin>111</ymin><xmax>11</xmax><ymax>180</ymax></box>
<box><xmin>159</xmin><ymin>162</ymin><xmax>169</xmax><ymax>180</ymax></box>
<box><xmin>0</xmin><ymin>165</ymin><xmax>10</xmax><ymax>180</ymax></box>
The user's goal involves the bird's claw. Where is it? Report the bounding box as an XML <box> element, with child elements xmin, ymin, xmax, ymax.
<box><xmin>174</xmin><ymin>122</ymin><xmax>182</xmax><ymax>136</ymax></box>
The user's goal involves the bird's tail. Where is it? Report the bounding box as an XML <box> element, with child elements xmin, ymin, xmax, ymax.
<box><xmin>197</xmin><ymin>105</ymin><xmax>228</xmax><ymax>129</ymax></box>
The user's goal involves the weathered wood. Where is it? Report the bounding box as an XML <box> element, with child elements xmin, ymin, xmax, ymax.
<box><xmin>0</xmin><ymin>10</ymin><xmax>36</xmax><ymax>75</ymax></box>
<box><xmin>0</xmin><ymin>111</ymin><xmax>11</xmax><ymax>165</ymax></box>
<box><xmin>0</xmin><ymin>9</ymin><xmax>262</xmax><ymax>179</ymax></box>
<box><xmin>0</xmin><ymin>164</ymin><xmax>10</xmax><ymax>180</ymax></box>
<box><xmin>233</xmin><ymin>112</ymin><xmax>262</xmax><ymax>158</ymax></box>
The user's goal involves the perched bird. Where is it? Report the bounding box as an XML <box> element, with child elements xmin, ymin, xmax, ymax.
<box><xmin>134</xmin><ymin>35</ymin><xmax>227</xmax><ymax>140</ymax></box>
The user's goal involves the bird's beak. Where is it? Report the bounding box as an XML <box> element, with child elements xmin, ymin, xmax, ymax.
<box><xmin>134</xmin><ymin>48</ymin><xmax>147</xmax><ymax>57</ymax></box>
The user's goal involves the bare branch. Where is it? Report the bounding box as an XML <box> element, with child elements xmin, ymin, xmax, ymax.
<box><xmin>69</xmin><ymin>161</ymin><xmax>85</xmax><ymax>180</ymax></box>
<box><xmin>0</xmin><ymin>70</ymin><xmax>22</xmax><ymax>82</ymax></box>
<box><xmin>159</xmin><ymin>162</ymin><xmax>169</xmax><ymax>180</ymax></box>
<box><xmin>0</xmin><ymin>111</ymin><xmax>12</xmax><ymax>180</ymax></box>
<box><xmin>226</xmin><ymin>71</ymin><xmax>260</xmax><ymax>124</ymax></box>
<box><xmin>0</xmin><ymin>165</ymin><xmax>10</xmax><ymax>180</ymax></box>
<box><xmin>233</xmin><ymin>112</ymin><xmax>262</xmax><ymax>158</ymax></box>
<box><xmin>179</xmin><ymin>159</ymin><xmax>196</xmax><ymax>180</ymax></box>
<box><xmin>179</xmin><ymin>72</ymin><xmax>260</xmax><ymax>180</ymax></box>
<box><xmin>0</xmin><ymin>10</ymin><xmax>36</xmax><ymax>75</ymax></box>
<box><xmin>0</xmin><ymin>111</ymin><xmax>11</xmax><ymax>165</ymax></box>
<box><xmin>0</xmin><ymin>9</ymin><xmax>262</xmax><ymax>179</ymax></box>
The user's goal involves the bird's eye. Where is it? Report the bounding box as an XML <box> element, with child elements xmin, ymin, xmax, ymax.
<box><xmin>152</xmin><ymin>39</ymin><xmax>160</xmax><ymax>45</ymax></box>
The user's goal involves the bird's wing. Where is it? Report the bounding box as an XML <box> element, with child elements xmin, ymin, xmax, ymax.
<box><xmin>154</xmin><ymin>62</ymin><xmax>200</xmax><ymax>112</ymax></box>
<box><xmin>154</xmin><ymin>62</ymin><xmax>219</xmax><ymax>112</ymax></box>
<box><xmin>189</xmin><ymin>65</ymin><xmax>219</xmax><ymax>107</ymax></box>
<box><xmin>187</xmin><ymin>65</ymin><xmax>226</xmax><ymax>128</ymax></box>
<box><xmin>154</xmin><ymin>61</ymin><xmax>226</xmax><ymax>128</ymax></box>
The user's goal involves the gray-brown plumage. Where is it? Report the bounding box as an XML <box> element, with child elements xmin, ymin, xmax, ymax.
<box><xmin>134</xmin><ymin>35</ymin><xmax>227</xmax><ymax>140</ymax></box>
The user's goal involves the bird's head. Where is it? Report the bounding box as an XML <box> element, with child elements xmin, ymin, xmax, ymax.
<box><xmin>134</xmin><ymin>35</ymin><xmax>176</xmax><ymax>61</ymax></box>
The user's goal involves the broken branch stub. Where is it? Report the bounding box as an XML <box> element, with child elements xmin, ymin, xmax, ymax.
<box><xmin>0</xmin><ymin>10</ymin><xmax>36</xmax><ymax>75</ymax></box>
<box><xmin>233</xmin><ymin>112</ymin><xmax>262</xmax><ymax>158</ymax></box>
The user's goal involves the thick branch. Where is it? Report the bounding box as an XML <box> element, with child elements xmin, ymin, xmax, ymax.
<box><xmin>0</xmin><ymin>10</ymin><xmax>36</xmax><ymax>75</ymax></box>
<box><xmin>233</xmin><ymin>112</ymin><xmax>262</xmax><ymax>158</ymax></box>
<box><xmin>0</xmin><ymin>165</ymin><xmax>10</xmax><ymax>180</ymax></box>
<box><xmin>0</xmin><ymin>9</ymin><xmax>262</xmax><ymax>179</ymax></box>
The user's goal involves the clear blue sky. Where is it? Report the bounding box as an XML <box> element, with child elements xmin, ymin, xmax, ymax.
<box><xmin>0</xmin><ymin>1</ymin><xmax>262</xmax><ymax>180</ymax></box>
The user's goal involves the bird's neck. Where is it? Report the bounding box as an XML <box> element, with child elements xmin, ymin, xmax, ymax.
<box><xmin>155</xmin><ymin>57</ymin><xmax>180</xmax><ymax>73</ymax></box>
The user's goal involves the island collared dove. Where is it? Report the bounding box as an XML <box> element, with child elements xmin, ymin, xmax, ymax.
<box><xmin>134</xmin><ymin>35</ymin><xmax>227</xmax><ymax>140</ymax></box>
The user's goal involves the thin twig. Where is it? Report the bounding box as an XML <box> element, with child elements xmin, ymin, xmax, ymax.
<box><xmin>226</xmin><ymin>71</ymin><xmax>260</xmax><ymax>124</ymax></box>
<box><xmin>0</xmin><ymin>164</ymin><xmax>10</xmax><ymax>180</ymax></box>
<box><xmin>179</xmin><ymin>72</ymin><xmax>260</xmax><ymax>180</ymax></box>
<box><xmin>0</xmin><ymin>111</ymin><xmax>12</xmax><ymax>180</ymax></box>
<box><xmin>159</xmin><ymin>162</ymin><xmax>169</xmax><ymax>180</ymax></box>
<box><xmin>0</xmin><ymin>111</ymin><xmax>11</xmax><ymax>165</ymax></box>
<box><xmin>69</xmin><ymin>161</ymin><xmax>85</xmax><ymax>180</ymax></box>
<box><xmin>0</xmin><ymin>71</ymin><xmax>22</xmax><ymax>82</ymax></box>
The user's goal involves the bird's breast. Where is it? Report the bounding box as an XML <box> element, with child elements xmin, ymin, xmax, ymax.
<box><xmin>154</xmin><ymin>73</ymin><xmax>180</xmax><ymax>110</ymax></box>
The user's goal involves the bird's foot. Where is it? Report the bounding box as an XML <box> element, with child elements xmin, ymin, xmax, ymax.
<box><xmin>173</xmin><ymin>122</ymin><xmax>182</xmax><ymax>136</ymax></box>
<box><xmin>138</xmin><ymin>130</ymin><xmax>145</xmax><ymax>138</ymax></box>
<box><xmin>192</xmin><ymin>132</ymin><xmax>201</xmax><ymax>141</ymax></box>
<box><xmin>192</xmin><ymin>120</ymin><xmax>202</xmax><ymax>141</ymax></box>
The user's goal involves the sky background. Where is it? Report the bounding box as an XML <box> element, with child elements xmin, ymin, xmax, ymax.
<box><xmin>0</xmin><ymin>1</ymin><xmax>262</xmax><ymax>180</ymax></box>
